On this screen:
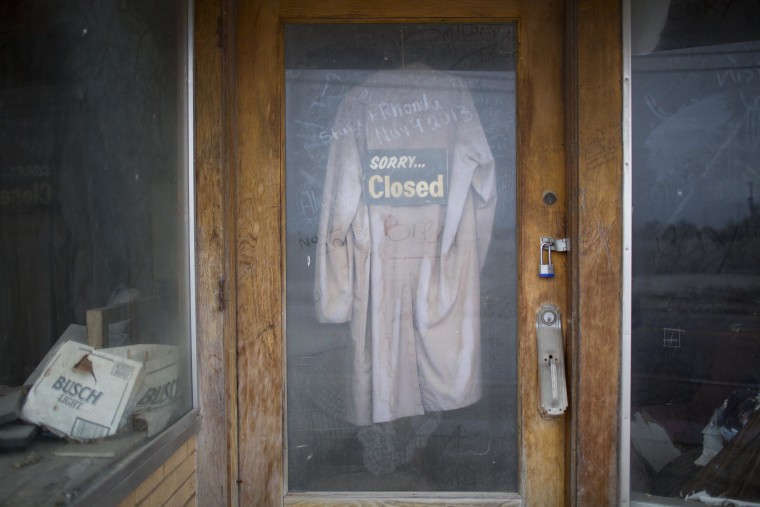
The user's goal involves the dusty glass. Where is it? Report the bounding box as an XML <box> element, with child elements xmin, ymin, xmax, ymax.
<box><xmin>631</xmin><ymin>39</ymin><xmax>760</xmax><ymax>502</ymax></box>
<box><xmin>0</xmin><ymin>1</ymin><xmax>192</xmax><ymax>504</ymax></box>
<box><xmin>285</xmin><ymin>23</ymin><xmax>517</xmax><ymax>492</ymax></box>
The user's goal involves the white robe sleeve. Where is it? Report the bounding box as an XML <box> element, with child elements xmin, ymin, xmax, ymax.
<box><xmin>315</xmin><ymin>97</ymin><xmax>364</xmax><ymax>323</ymax></box>
<box><xmin>441</xmin><ymin>78</ymin><xmax>498</xmax><ymax>270</ymax></box>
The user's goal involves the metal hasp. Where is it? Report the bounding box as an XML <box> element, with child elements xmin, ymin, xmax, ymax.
<box><xmin>538</xmin><ymin>237</ymin><xmax>569</xmax><ymax>278</ymax></box>
<box><xmin>536</xmin><ymin>304</ymin><xmax>569</xmax><ymax>418</ymax></box>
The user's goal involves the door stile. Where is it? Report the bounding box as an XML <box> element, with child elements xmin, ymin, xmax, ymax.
<box><xmin>236</xmin><ymin>1</ymin><xmax>286</xmax><ymax>506</ymax></box>
<box><xmin>515</xmin><ymin>2</ymin><xmax>567</xmax><ymax>506</ymax></box>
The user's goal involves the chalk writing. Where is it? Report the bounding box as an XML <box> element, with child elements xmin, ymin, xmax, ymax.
<box><xmin>383</xmin><ymin>217</ymin><xmax>440</xmax><ymax>243</ymax></box>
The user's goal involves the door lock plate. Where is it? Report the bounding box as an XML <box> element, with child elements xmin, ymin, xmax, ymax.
<box><xmin>536</xmin><ymin>304</ymin><xmax>568</xmax><ymax>417</ymax></box>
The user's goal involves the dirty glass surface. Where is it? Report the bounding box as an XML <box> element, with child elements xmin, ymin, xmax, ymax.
<box><xmin>0</xmin><ymin>1</ymin><xmax>192</xmax><ymax>504</ymax></box>
<box><xmin>285</xmin><ymin>24</ymin><xmax>517</xmax><ymax>492</ymax></box>
<box><xmin>630</xmin><ymin>38</ymin><xmax>760</xmax><ymax>503</ymax></box>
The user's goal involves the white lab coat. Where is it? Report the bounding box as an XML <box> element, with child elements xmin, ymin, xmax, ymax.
<box><xmin>315</xmin><ymin>66</ymin><xmax>497</xmax><ymax>425</ymax></box>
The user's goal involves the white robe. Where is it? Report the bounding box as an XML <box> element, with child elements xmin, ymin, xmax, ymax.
<box><xmin>315</xmin><ymin>66</ymin><xmax>497</xmax><ymax>425</ymax></box>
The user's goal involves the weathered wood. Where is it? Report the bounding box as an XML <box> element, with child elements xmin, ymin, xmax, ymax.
<box><xmin>235</xmin><ymin>0</ymin><xmax>284</xmax><ymax>506</ymax></box>
<box><xmin>567</xmin><ymin>0</ymin><xmax>624</xmax><ymax>505</ymax></box>
<box><xmin>285</xmin><ymin>494</ymin><xmax>522</xmax><ymax>507</ymax></box>
<box><xmin>194</xmin><ymin>0</ymin><xmax>237</xmax><ymax>505</ymax></box>
<box><xmin>86</xmin><ymin>297</ymin><xmax>150</xmax><ymax>348</ymax></box>
<box><xmin>50</xmin><ymin>432</ymin><xmax>146</xmax><ymax>458</ymax></box>
<box><xmin>120</xmin><ymin>434</ymin><xmax>198</xmax><ymax>507</ymax></box>
<box><xmin>517</xmin><ymin>2</ymin><xmax>567</xmax><ymax>505</ymax></box>
<box><xmin>141</xmin><ymin>450</ymin><xmax>197</xmax><ymax>505</ymax></box>
<box><xmin>86</xmin><ymin>309</ymin><xmax>107</xmax><ymax>349</ymax></box>
<box><xmin>279</xmin><ymin>0</ymin><xmax>521</xmax><ymax>19</ymax></box>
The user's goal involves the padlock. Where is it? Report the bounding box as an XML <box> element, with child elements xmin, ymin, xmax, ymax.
<box><xmin>539</xmin><ymin>242</ymin><xmax>554</xmax><ymax>278</ymax></box>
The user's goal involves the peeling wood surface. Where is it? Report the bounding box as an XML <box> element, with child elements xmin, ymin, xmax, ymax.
<box><xmin>568</xmin><ymin>0</ymin><xmax>624</xmax><ymax>505</ymax></box>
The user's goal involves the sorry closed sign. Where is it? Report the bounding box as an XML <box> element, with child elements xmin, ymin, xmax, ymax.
<box><xmin>363</xmin><ymin>149</ymin><xmax>448</xmax><ymax>205</ymax></box>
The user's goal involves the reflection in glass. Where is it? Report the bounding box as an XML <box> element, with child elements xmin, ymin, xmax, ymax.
<box><xmin>0</xmin><ymin>1</ymin><xmax>192</xmax><ymax>504</ymax></box>
<box><xmin>285</xmin><ymin>24</ymin><xmax>517</xmax><ymax>492</ymax></box>
<box><xmin>631</xmin><ymin>41</ymin><xmax>760</xmax><ymax>502</ymax></box>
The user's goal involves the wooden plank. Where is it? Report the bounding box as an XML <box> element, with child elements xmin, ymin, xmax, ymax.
<box><xmin>51</xmin><ymin>432</ymin><xmax>146</xmax><ymax>458</ymax></box>
<box><xmin>87</xmin><ymin>308</ymin><xmax>107</xmax><ymax>349</ymax></box>
<box><xmin>280</xmin><ymin>0</ymin><xmax>521</xmax><ymax>19</ymax></box>
<box><xmin>194</xmin><ymin>0</ymin><xmax>238</xmax><ymax>505</ymax></box>
<box><xmin>131</xmin><ymin>435</ymin><xmax>197</xmax><ymax>502</ymax></box>
<box><xmin>137</xmin><ymin>451</ymin><xmax>196</xmax><ymax>506</ymax></box>
<box><xmin>567</xmin><ymin>0</ymin><xmax>624</xmax><ymax>505</ymax></box>
<box><xmin>86</xmin><ymin>298</ymin><xmax>150</xmax><ymax>348</ymax></box>
<box><xmin>165</xmin><ymin>472</ymin><xmax>198</xmax><ymax>507</ymax></box>
<box><xmin>285</xmin><ymin>495</ymin><xmax>522</xmax><ymax>506</ymax></box>
<box><xmin>235</xmin><ymin>0</ymin><xmax>284</xmax><ymax>505</ymax></box>
<box><xmin>514</xmin><ymin>1</ymin><xmax>567</xmax><ymax>506</ymax></box>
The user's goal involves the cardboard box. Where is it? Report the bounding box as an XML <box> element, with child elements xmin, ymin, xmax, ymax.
<box><xmin>106</xmin><ymin>344</ymin><xmax>180</xmax><ymax>436</ymax></box>
<box><xmin>20</xmin><ymin>341</ymin><xmax>144</xmax><ymax>441</ymax></box>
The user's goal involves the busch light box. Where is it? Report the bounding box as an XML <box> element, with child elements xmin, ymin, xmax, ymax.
<box><xmin>21</xmin><ymin>341</ymin><xmax>144</xmax><ymax>441</ymax></box>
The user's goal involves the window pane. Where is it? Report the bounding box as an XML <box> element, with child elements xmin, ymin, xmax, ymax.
<box><xmin>631</xmin><ymin>40</ymin><xmax>760</xmax><ymax>502</ymax></box>
<box><xmin>285</xmin><ymin>24</ymin><xmax>517</xmax><ymax>492</ymax></box>
<box><xmin>0</xmin><ymin>1</ymin><xmax>192</xmax><ymax>503</ymax></box>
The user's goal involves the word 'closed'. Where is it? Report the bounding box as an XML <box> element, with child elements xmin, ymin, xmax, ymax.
<box><xmin>362</xmin><ymin>149</ymin><xmax>448</xmax><ymax>206</ymax></box>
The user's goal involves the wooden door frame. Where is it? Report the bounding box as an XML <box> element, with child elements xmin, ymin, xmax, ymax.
<box><xmin>565</xmin><ymin>1</ymin><xmax>624</xmax><ymax>505</ymax></box>
<box><xmin>191</xmin><ymin>0</ymin><xmax>624</xmax><ymax>505</ymax></box>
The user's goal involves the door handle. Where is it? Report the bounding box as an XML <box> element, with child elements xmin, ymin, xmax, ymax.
<box><xmin>536</xmin><ymin>304</ymin><xmax>568</xmax><ymax>417</ymax></box>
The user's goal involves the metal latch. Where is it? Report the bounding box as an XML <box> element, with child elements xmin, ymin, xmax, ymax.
<box><xmin>540</xmin><ymin>237</ymin><xmax>570</xmax><ymax>252</ymax></box>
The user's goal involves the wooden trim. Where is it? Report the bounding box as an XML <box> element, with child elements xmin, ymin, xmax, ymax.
<box><xmin>567</xmin><ymin>0</ymin><xmax>624</xmax><ymax>505</ymax></box>
<box><xmin>194</xmin><ymin>0</ymin><xmax>238</xmax><ymax>505</ymax></box>
<box><xmin>235</xmin><ymin>0</ymin><xmax>284</xmax><ymax>505</ymax></box>
<box><xmin>564</xmin><ymin>3</ymin><xmax>580</xmax><ymax>507</ymax></box>
<box><xmin>516</xmin><ymin>2</ymin><xmax>567</xmax><ymax>505</ymax></box>
<box><xmin>285</xmin><ymin>494</ymin><xmax>522</xmax><ymax>506</ymax></box>
<box><xmin>279</xmin><ymin>0</ymin><xmax>521</xmax><ymax>19</ymax></box>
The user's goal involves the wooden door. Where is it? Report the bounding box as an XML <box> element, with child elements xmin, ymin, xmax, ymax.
<box><xmin>233</xmin><ymin>1</ymin><xmax>566</xmax><ymax>505</ymax></box>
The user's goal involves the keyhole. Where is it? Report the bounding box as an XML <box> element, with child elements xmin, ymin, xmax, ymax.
<box><xmin>543</xmin><ymin>191</ymin><xmax>558</xmax><ymax>206</ymax></box>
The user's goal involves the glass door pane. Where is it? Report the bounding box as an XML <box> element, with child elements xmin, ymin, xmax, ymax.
<box><xmin>284</xmin><ymin>23</ymin><xmax>517</xmax><ymax>492</ymax></box>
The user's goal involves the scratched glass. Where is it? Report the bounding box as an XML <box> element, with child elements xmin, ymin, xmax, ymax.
<box><xmin>630</xmin><ymin>37</ymin><xmax>760</xmax><ymax>501</ymax></box>
<box><xmin>285</xmin><ymin>24</ymin><xmax>517</xmax><ymax>492</ymax></box>
<box><xmin>0</xmin><ymin>1</ymin><xmax>192</xmax><ymax>504</ymax></box>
